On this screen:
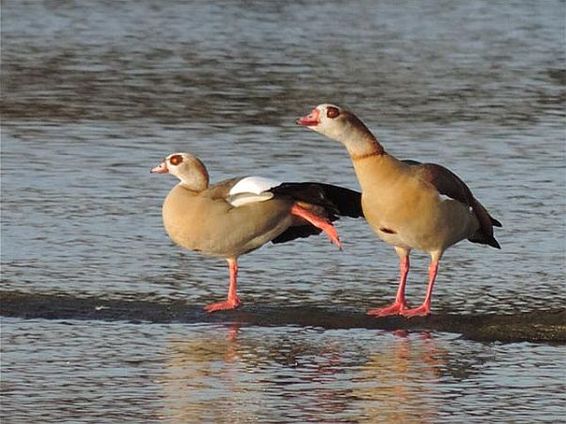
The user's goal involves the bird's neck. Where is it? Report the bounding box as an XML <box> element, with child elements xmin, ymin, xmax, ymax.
<box><xmin>331</xmin><ymin>119</ymin><xmax>385</xmax><ymax>160</ymax></box>
<box><xmin>178</xmin><ymin>173</ymin><xmax>209</xmax><ymax>192</ymax></box>
<box><xmin>329</xmin><ymin>121</ymin><xmax>402</xmax><ymax>194</ymax></box>
<box><xmin>347</xmin><ymin>135</ymin><xmax>384</xmax><ymax>161</ymax></box>
<box><xmin>351</xmin><ymin>153</ymin><xmax>400</xmax><ymax>194</ymax></box>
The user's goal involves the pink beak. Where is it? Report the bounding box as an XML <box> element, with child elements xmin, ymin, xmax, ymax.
<box><xmin>150</xmin><ymin>161</ymin><xmax>168</xmax><ymax>174</ymax></box>
<box><xmin>296</xmin><ymin>108</ymin><xmax>320</xmax><ymax>126</ymax></box>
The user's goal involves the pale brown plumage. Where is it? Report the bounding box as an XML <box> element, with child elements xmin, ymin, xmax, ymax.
<box><xmin>151</xmin><ymin>152</ymin><xmax>363</xmax><ymax>313</ymax></box>
<box><xmin>297</xmin><ymin>104</ymin><xmax>501</xmax><ymax>317</ymax></box>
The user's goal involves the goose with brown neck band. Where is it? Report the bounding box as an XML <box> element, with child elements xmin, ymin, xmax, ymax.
<box><xmin>297</xmin><ymin>104</ymin><xmax>502</xmax><ymax>318</ymax></box>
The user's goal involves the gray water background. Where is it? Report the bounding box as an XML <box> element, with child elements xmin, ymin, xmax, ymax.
<box><xmin>1</xmin><ymin>0</ymin><xmax>565</xmax><ymax>422</ymax></box>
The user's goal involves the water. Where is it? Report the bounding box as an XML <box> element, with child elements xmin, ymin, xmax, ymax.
<box><xmin>1</xmin><ymin>0</ymin><xmax>565</xmax><ymax>422</ymax></box>
<box><xmin>2</xmin><ymin>320</ymin><xmax>565</xmax><ymax>423</ymax></box>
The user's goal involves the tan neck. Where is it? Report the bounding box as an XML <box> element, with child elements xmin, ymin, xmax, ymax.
<box><xmin>321</xmin><ymin>111</ymin><xmax>385</xmax><ymax>159</ymax></box>
<box><xmin>340</xmin><ymin>121</ymin><xmax>385</xmax><ymax>159</ymax></box>
<box><xmin>179</xmin><ymin>174</ymin><xmax>208</xmax><ymax>192</ymax></box>
<box><xmin>350</xmin><ymin>145</ymin><xmax>383</xmax><ymax>161</ymax></box>
<box><xmin>177</xmin><ymin>158</ymin><xmax>210</xmax><ymax>192</ymax></box>
<box><xmin>350</xmin><ymin>153</ymin><xmax>402</xmax><ymax>195</ymax></box>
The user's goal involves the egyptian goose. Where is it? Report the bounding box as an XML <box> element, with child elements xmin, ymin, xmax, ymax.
<box><xmin>151</xmin><ymin>152</ymin><xmax>363</xmax><ymax>313</ymax></box>
<box><xmin>297</xmin><ymin>104</ymin><xmax>502</xmax><ymax>317</ymax></box>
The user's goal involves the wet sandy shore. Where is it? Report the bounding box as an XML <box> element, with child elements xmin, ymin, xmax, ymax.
<box><xmin>2</xmin><ymin>291</ymin><xmax>564</xmax><ymax>344</ymax></box>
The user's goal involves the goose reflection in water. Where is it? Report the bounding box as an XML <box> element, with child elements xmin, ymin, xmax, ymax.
<box><xmin>157</xmin><ymin>325</ymin><xmax>461</xmax><ymax>423</ymax></box>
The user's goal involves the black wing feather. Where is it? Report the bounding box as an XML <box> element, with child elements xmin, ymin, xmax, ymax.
<box><xmin>272</xmin><ymin>225</ymin><xmax>322</xmax><ymax>244</ymax></box>
<box><xmin>270</xmin><ymin>182</ymin><xmax>363</xmax><ymax>219</ymax></box>
<box><xmin>269</xmin><ymin>182</ymin><xmax>363</xmax><ymax>244</ymax></box>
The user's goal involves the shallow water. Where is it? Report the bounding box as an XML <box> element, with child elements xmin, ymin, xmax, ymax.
<box><xmin>1</xmin><ymin>0</ymin><xmax>565</xmax><ymax>422</ymax></box>
<box><xmin>3</xmin><ymin>319</ymin><xmax>566</xmax><ymax>423</ymax></box>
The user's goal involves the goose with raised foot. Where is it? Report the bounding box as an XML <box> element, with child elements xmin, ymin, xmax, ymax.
<box><xmin>151</xmin><ymin>152</ymin><xmax>363</xmax><ymax>313</ymax></box>
<box><xmin>297</xmin><ymin>104</ymin><xmax>501</xmax><ymax>318</ymax></box>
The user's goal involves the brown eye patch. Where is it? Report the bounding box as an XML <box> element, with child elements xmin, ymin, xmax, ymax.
<box><xmin>326</xmin><ymin>106</ymin><xmax>340</xmax><ymax>119</ymax></box>
<box><xmin>169</xmin><ymin>154</ymin><xmax>183</xmax><ymax>166</ymax></box>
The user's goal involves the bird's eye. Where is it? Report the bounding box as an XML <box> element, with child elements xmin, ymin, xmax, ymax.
<box><xmin>326</xmin><ymin>106</ymin><xmax>340</xmax><ymax>119</ymax></box>
<box><xmin>169</xmin><ymin>154</ymin><xmax>183</xmax><ymax>166</ymax></box>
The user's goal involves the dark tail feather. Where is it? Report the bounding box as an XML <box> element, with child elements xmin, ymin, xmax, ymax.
<box><xmin>270</xmin><ymin>182</ymin><xmax>363</xmax><ymax>219</ymax></box>
<box><xmin>469</xmin><ymin>199</ymin><xmax>501</xmax><ymax>249</ymax></box>
<box><xmin>491</xmin><ymin>216</ymin><xmax>502</xmax><ymax>227</ymax></box>
<box><xmin>468</xmin><ymin>233</ymin><xmax>501</xmax><ymax>249</ymax></box>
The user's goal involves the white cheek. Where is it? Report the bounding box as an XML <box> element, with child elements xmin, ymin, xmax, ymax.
<box><xmin>167</xmin><ymin>165</ymin><xmax>178</xmax><ymax>176</ymax></box>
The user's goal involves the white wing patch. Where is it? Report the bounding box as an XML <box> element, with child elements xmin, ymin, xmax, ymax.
<box><xmin>438</xmin><ymin>193</ymin><xmax>454</xmax><ymax>202</ymax></box>
<box><xmin>230</xmin><ymin>176</ymin><xmax>281</xmax><ymax>195</ymax></box>
<box><xmin>437</xmin><ymin>193</ymin><xmax>473</xmax><ymax>213</ymax></box>
<box><xmin>228</xmin><ymin>176</ymin><xmax>282</xmax><ymax>207</ymax></box>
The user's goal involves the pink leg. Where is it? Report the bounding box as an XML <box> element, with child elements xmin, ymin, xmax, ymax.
<box><xmin>290</xmin><ymin>204</ymin><xmax>342</xmax><ymax>249</ymax></box>
<box><xmin>367</xmin><ymin>255</ymin><xmax>410</xmax><ymax>317</ymax></box>
<box><xmin>204</xmin><ymin>258</ymin><xmax>242</xmax><ymax>313</ymax></box>
<box><xmin>401</xmin><ymin>259</ymin><xmax>439</xmax><ymax>318</ymax></box>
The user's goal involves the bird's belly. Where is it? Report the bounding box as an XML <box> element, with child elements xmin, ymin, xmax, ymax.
<box><xmin>374</xmin><ymin>228</ymin><xmax>411</xmax><ymax>249</ymax></box>
<box><xmin>363</xmin><ymin>195</ymin><xmax>477</xmax><ymax>253</ymax></box>
<box><xmin>165</xmin><ymin>216</ymin><xmax>292</xmax><ymax>258</ymax></box>
<box><xmin>163</xmin><ymin>194</ymin><xmax>294</xmax><ymax>258</ymax></box>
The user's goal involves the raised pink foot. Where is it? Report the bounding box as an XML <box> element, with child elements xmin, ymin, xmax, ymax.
<box><xmin>290</xmin><ymin>204</ymin><xmax>342</xmax><ymax>249</ymax></box>
<box><xmin>367</xmin><ymin>301</ymin><xmax>408</xmax><ymax>317</ymax></box>
<box><xmin>322</xmin><ymin>223</ymin><xmax>342</xmax><ymax>249</ymax></box>
<box><xmin>204</xmin><ymin>296</ymin><xmax>241</xmax><ymax>313</ymax></box>
<box><xmin>400</xmin><ymin>304</ymin><xmax>430</xmax><ymax>318</ymax></box>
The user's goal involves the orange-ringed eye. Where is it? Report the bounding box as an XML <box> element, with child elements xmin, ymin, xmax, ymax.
<box><xmin>327</xmin><ymin>106</ymin><xmax>340</xmax><ymax>119</ymax></box>
<box><xmin>169</xmin><ymin>154</ymin><xmax>183</xmax><ymax>166</ymax></box>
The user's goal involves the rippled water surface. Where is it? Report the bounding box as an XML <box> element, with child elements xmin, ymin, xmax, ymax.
<box><xmin>3</xmin><ymin>320</ymin><xmax>565</xmax><ymax>423</ymax></box>
<box><xmin>2</xmin><ymin>0</ymin><xmax>565</xmax><ymax>422</ymax></box>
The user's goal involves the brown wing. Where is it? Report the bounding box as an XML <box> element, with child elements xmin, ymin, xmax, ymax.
<box><xmin>410</xmin><ymin>162</ymin><xmax>502</xmax><ymax>248</ymax></box>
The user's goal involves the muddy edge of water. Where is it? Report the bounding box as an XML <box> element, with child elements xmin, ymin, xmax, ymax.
<box><xmin>2</xmin><ymin>291</ymin><xmax>564</xmax><ymax>344</ymax></box>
